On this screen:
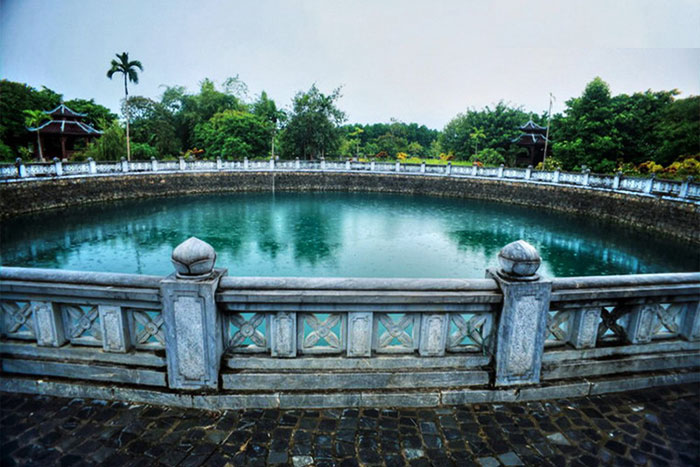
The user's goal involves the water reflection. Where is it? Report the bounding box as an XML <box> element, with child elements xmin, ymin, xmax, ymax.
<box><xmin>1</xmin><ymin>192</ymin><xmax>697</xmax><ymax>278</ymax></box>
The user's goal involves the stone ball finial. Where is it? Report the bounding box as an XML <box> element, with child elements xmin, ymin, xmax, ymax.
<box><xmin>497</xmin><ymin>240</ymin><xmax>541</xmax><ymax>281</ymax></box>
<box><xmin>172</xmin><ymin>237</ymin><xmax>217</xmax><ymax>279</ymax></box>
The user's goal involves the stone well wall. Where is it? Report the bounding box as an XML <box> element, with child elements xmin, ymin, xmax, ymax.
<box><xmin>1</xmin><ymin>171</ymin><xmax>698</xmax><ymax>243</ymax></box>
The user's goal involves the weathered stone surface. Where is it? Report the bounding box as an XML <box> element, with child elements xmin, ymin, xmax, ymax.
<box><xmin>171</xmin><ymin>237</ymin><xmax>217</xmax><ymax>279</ymax></box>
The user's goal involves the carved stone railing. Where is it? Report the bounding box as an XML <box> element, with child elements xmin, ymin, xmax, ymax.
<box><xmin>1</xmin><ymin>238</ymin><xmax>698</xmax><ymax>408</ymax></box>
<box><xmin>1</xmin><ymin>157</ymin><xmax>698</xmax><ymax>202</ymax></box>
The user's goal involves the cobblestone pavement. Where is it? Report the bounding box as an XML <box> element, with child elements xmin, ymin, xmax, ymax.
<box><xmin>0</xmin><ymin>384</ymin><xmax>698</xmax><ymax>467</ymax></box>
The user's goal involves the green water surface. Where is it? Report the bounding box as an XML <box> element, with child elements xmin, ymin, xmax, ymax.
<box><xmin>1</xmin><ymin>192</ymin><xmax>697</xmax><ymax>278</ymax></box>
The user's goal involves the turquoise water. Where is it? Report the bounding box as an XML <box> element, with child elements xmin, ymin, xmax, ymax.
<box><xmin>1</xmin><ymin>192</ymin><xmax>697</xmax><ymax>278</ymax></box>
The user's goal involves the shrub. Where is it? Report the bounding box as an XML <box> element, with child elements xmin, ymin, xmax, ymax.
<box><xmin>396</xmin><ymin>152</ymin><xmax>408</xmax><ymax>161</ymax></box>
<box><xmin>468</xmin><ymin>148</ymin><xmax>504</xmax><ymax>166</ymax></box>
<box><xmin>375</xmin><ymin>151</ymin><xmax>388</xmax><ymax>159</ymax></box>
<box><xmin>638</xmin><ymin>160</ymin><xmax>664</xmax><ymax>174</ymax></box>
<box><xmin>535</xmin><ymin>157</ymin><xmax>563</xmax><ymax>171</ymax></box>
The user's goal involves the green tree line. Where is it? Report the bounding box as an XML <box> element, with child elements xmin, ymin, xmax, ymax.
<box><xmin>1</xmin><ymin>76</ymin><xmax>697</xmax><ymax>175</ymax></box>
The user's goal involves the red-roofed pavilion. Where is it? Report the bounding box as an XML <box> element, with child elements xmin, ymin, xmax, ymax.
<box><xmin>28</xmin><ymin>104</ymin><xmax>103</xmax><ymax>160</ymax></box>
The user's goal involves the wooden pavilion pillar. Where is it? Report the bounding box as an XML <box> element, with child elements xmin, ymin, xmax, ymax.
<box><xmin>60</xmin><ymin>136</ymin><xmax>67</xmax><ymax>160</ymax></box>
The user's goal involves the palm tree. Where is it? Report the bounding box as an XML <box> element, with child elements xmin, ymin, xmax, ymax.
<box><xmin>24</xmin><ymin>109</ymin><xmax>47</xmax><ymax>161</ymax></box>
<box><xmin>107</xmin><ymin>52</ymin><xmax>143</xmax><ymax>161</ymax></box>
<box><xmin>470</xmin><ymin>127</ymin><xmax>486</xmax><ymax>156</ymax></box>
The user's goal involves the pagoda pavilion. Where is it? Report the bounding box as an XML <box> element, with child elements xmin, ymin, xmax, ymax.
<box><xmin>512</xmin><ymin>120</ymin><xmax>549</xmax><ymax>167</ymax></box>
<box><xmin>28</xmin><ymin>104</ymin><xmax>103</xmax><ymax>160</ymax></box>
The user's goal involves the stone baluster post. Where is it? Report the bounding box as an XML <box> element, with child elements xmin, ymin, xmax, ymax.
<box><xmin>370</xmin><ymin>161</ymin><xmax>376</xmax><ymax>171</ymax></box>
<box><xmin>395</xmin><ymin>161</ymin><xmax>401</xmax><ymax>172</ymax></box>
<box><xmin>420</xmin><ymin>161</ymin><xmax>426</xmax><ymax>173</ymax></box>
<box><xmin>160</xmin><ymin>237</ymin><xmax>227</xmax><ymax>390</ymax></box>
<box><xmin>216</xmin><ymin>157</ymin><xmax>222</xmax><ymax>170</ymax></box>
<box><xmin>243</xmin><ymin>157</ymin><xmax>249</xmax><ymax>170</ymax></box>
<box><xmin>582</xmin><ymin>168</ymin><xmax>590</xmax><ymax>186</ymax></box>
<box><xmin>178</xmin><ymin>156</ymin><xmax>186</xmax><ymax>171</ymax></box>
<box><xmin>269</xmin><ymin>158</ymin><xmax>275</xmax><ymax>170</ymax></box>
<box><xmin>346</xmin><ymin>158</ymin><xmax>351</xmax><ymax>171</ymax></box>
<box><xmin>88</xmin><ymin>157</ymin><xmax>97</xmax><ymax>174</ymax></box>
<box><xmin>471</xmin><ymin>163</ymin><xmax>478</xmax><ymax>176</ymax></box>
<box><xmin>16</xmin><ymin>158</ymin><xmax>27</xmax><ymax>178</ymax></box>
<box><xmin>552</xmin><ymin>169</ymin><xmax>561</xmax><ymax>184</ymax></box>
<box><xmin>487</xmin><ymin>240</ymin><xmax>551</xmax><ymax>386</ymax></box>
<box><xmin>497</xmin><ymin>164</ymin><xmax>504</xmax><ymax>178</ymax></box>
<box><xmin>525</xmin><ymin>165</ymin><xmax>532</xmax><ymax>180</ymax></box>
<box><xmin>320</xmin><ymin>157</ymin><xmax>326</xmax><ymax>170</ymax></box>
<box><xmin>120</xmin><ymin>157</ymin><xmax>129</xmax><ymax>173</ymax></box>
<box><xmin>53</xmin><ymin>157</ymin><xmax>63</xmax><ymax>176</ymax></box>
<box><xmin>32</xmin><ymin>301</ymin><xmax>66</xmax><ymax>347</ymax></box>
<box><xmin>446</xmin><ymin>162</ymin><xmax>452</xmax><ymax>176</ymax></box>
<box><xmin>645</xmin><ymin>173</ymin><xmax>655</xmax><ymax>194</ymax></box>
<box><xmin>295</xmin><ymin>157</ymin><xmax>301</xmax><ymax>170</ymax></box>
<box><xmin>613</xmin><ymin>171</ymin><xmax>622</xmax><ymax>190</ymax></box>
<box><xmin>679</xmin><ymin>176</ymin><xmax>693</xmax><ymax>199</ymax></box>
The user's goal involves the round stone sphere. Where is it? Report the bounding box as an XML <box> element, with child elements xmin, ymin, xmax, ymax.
<box><xmin>497</xmin><ymin>240</ymin><xmax>541</xmax><ymax>279</ymax></box>
<box><xmin>171</xmin><ymin>237</ymin><xmax>217</xmax><ymax>279</ymax></box>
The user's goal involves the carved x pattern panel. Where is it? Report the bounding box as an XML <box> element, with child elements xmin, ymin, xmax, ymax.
<box><xmin>130</xmin><ymin>310</ymin><xmax>165</xmax><ymax>349</ymax></box>
<box><xmin>1</xmin><ymin>301</ymin><xmax>35</xmax><ymax>340</ymax></box>
<box><xmin>546</xmin><ymin>310</ymin><xmax>573</xmax><ymax>346</ymax></box>
<box><xmin>298</xmin><ymin>313</ymin><xmax>345</xmax><ymax>354</ymax></box>
<box><xmin>374</xmin><ymin>313</ymin><xmax>418</xmax><ymax>353</ymax></box>
<box><xmin>597</xmin><ymin>305</ymin><xmax>632</xmax><ymax>343</ymax></box>
<box><xmin>447</xmin><ymin>313</ymin><xmax>493</xmax><ymax>353</ymax></box>
<box><xmin>651</xmin><ymin>303</ymin><xmax>684</xmax><ymax>339</ymax></box>
<box><xmin>62</xmin><ymin>304</ymin><xmax>102</xmax><ymax>346</ymax></box>
<box><xmin>226</xmin><ymin>313</ymin><xmax>267</xmax><ymax>353</ymax></box>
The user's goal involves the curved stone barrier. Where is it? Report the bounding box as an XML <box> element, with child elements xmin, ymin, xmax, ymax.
<box><xmin>1</xmin><ymin>169</ymin><xmax>699</xmax><ymax>243</ymax></box>
<box><xmin>0</xmin><ymin>238</ymin><xmax>698</xmax><ymax>409</ymax></box>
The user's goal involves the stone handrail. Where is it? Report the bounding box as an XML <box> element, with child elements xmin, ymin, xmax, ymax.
<box><xmin>1</xmin><ymin>156</ymin><xmax>698</xmax><ymax>202</ymax></box>
<box><xmin>1</xmin><ymin>238</ymin><xmax>698</xmax><ymax>408</ymax></box>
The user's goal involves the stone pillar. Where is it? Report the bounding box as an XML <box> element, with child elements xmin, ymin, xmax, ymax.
<box><xmin>178</xmin><ymin>157</ymin><xmax>186</xmax><ymax>171</ymax></box>
<box><xmin>419</xmin><ymin>313</ymin><xmax>449</xmax><ymax>356</ymax></box>
<box><xmin>99</xmin><ymin>305</ymin><xmax>131</xmax><ymax>353</ymax></box>
<box><xmin>86</xmin><ymin>157</ymin><xmax>96</xmax><ymax>174</ymax></box>
<box><xmin>488</xmin><ymin>240</ymin><xmax>551</xmax><ymax>386</ymax></box>
<box><xmin>121</xmin><ymin>157</ymin><xmax>129</xmax><ymax>172</ymax></box>
<box><xmin>420</xmin><ymin>161</ymin><xmax>426</xmax><ymax>173</ymax></box>
<box><xmin>370</xmin><ymin>161</ymin><xmax>376</xmax><ymax>171</ymax></box>
<box><xmin>679</xmin><ymin>176</ymin><xmax>693</xmax><ymax>199</ymax></box>
<box><xmin>216</xmin><ymin>157</ymin><xmax>222</xmax><ymax>170</ymax></box>
<box><xmin>320</xmin><ymin>157</ymin><xmax>326</xmax><ymax>170</ymax></box>
<box><xmin>31</xmin><ymin>301</ymin><xmax>66</xmax><ymax>347</ymax></box>
<box><xmin>150</xmin><ymin>157</ymin><xmax>158</xmax><ymax>172</ymax></box>
<box><xmin>497</xmin><ymin>164</ymin><xmax>504</xmax><ymax>178</ymax></box>
<box><xmin>680</xmin><ymin>302</ymin><xmax>700</xmax><ymax>341</ymax></box>
<box><xmin>582</xmin><ymin>169</ymin><xmax>590</xmax><ymax>186</ymax></box>
<box><xmin>244</xmin><ymin>157</ymin><xmax>249</xmax><ymax>170</ymax></box>
<box><xmin>16</xmin><ymin>158</ymin><xmax>26</xmax><ymax>178</ymax></box>
<box><xmin>295</xmin><ymin>157</ymin><xmax>300</xmax><ymax>169</ymax></box>
<box><xmin>347</xmin><ymin>312</ymin><xmax>372</xmax><ymax>357</ymax></box>
<box><xmin>552</xmin><ymin>169</ymin><xmax>560</xmax><ymax>184</ymax></box>
<box><xmin>525</xmin><ymin>165</ymin><xmax>532</xmax><ymax>180</ymax></box>
<box><xmin>645</xmin><ymin>174</ymin><xmax>655</xmax><ymax>194</ymax></box>
<box><xmin>568</xmin><ymin>307</ymin><xmax>601</xmax><ymax>349</ymax></box>
<box><xmin>471</xmin><ymin>163</ymin><xmax>478</xmax><ymax>176</ymax></box>
<box><xmin>269</xmin><ymin>158</ymin><xmax>275</xmax><ymax>170</ymax></box>
<box><xmin>623</xmin><ymin>304</ymin><xmax>658</xmax><ymax>344</ymax></box>
<box><xmin>395</xmin><ymin>161</ymin><xmax>401</xmax><ymax>172</ymax></box>
<box><xmin>270</xmin><ymin>312</ymin><xmax>297</xmax><ymax>357</ymax></box>
<box><xmin>161</xmin><ymin>237</ymin><xmax>227</xmax><ymax>390</ymax></box>
<box><xmin>53</xmin><ymin>157</ymin><xmax>63</xmax><ymax>176</ymax></box>
<box><xmin>612</xmin><ymin>171</ymin><xmax>622</xmax><ymax>190</ymax></box>
<box><xmin>446</xmin><ymin>162</ymin><xmax>452</xmax><ymax>176</ymax></box>
<box><xmin>346</xmin><ymin>158</ymin><xmax>351</xmax><ymax>170</ymax></box>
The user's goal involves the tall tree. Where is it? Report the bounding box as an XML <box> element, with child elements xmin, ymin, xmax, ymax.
<box><xmin>280</xmin><ymin>85</ymin><xmax>346</xmax><ymax>159</ymax></box>
<box><xmin>107</xmin><ymin>52</ymin><xmax>143</xmax><ymax>161</ymax></box>
<box><xmin>23</xmin><ymin>109</ymin><xmax>47</xmax><ymax>161</ymax></box>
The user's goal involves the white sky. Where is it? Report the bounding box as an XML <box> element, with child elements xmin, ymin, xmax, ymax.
<box><xmin>1</xmin><ymin>0</ymin><xmax>699</xmax><ymax>129</ymax></box>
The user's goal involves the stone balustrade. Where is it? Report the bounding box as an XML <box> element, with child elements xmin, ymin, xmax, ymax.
<box><xmin>0</xmin><ymin>238</ymin><xmax>698</xmax><ymax>408</ymax></box>
<box><xmin>1</xmin><ymin>157</ymin><xmax>698</xmax><ymax>201</ymax></box>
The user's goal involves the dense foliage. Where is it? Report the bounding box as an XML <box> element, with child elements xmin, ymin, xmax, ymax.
<box><xmin>1</xmin><ymin>75</ymin><xmax>697</xmax><ymax>177</ymax></box>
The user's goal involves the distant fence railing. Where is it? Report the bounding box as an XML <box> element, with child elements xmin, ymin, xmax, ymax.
<box><xmin>1</xmin><ymin>156</ymin><xmax>698</xmax><ymax>201</ymax></box>
<box><xmin>1</xmin><ymin>238</ymin><xmax>698</xmax><ymax>404</ymax></box>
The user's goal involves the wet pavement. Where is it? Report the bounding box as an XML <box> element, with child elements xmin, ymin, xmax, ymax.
<box><xmin>0</xmin><ymin>384</ymin><xmax>698</xmax><ymax>466</ymax></box>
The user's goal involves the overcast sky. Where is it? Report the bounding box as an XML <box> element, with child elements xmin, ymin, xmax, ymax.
<box><xmin>1</xmin><ymin>0</ymin><xmax>698</xmax><ymax>129</ymax></box>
